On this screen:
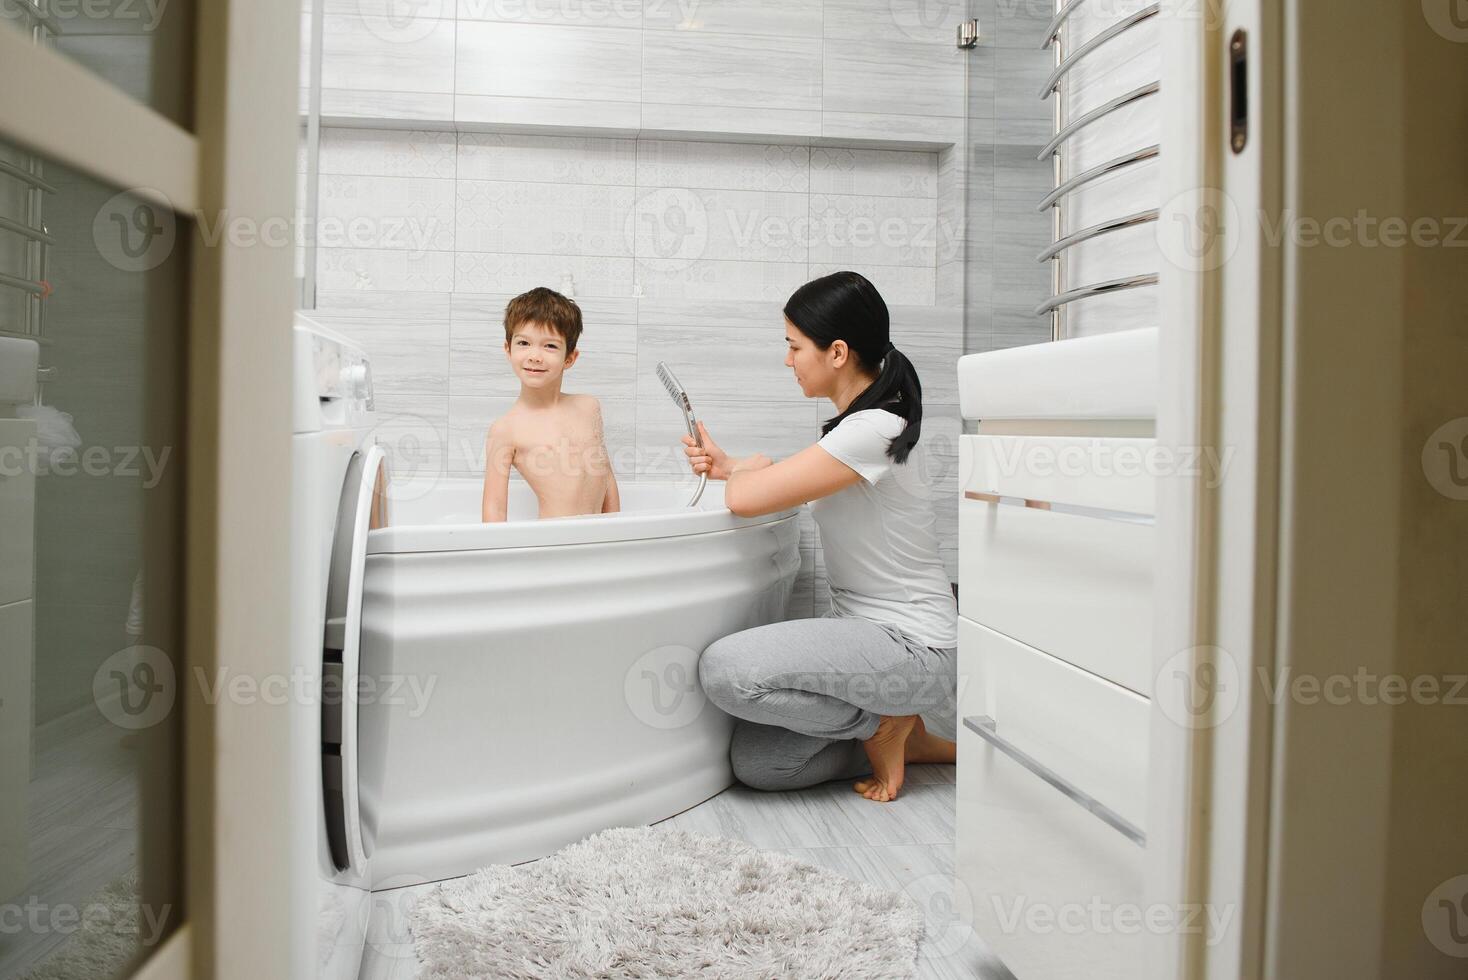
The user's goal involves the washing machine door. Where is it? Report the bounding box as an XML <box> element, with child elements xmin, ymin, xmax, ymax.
<box><xmin>321</xmin><ymin>442</ymin><xmax>389</xmax><ymax>875</ymax></box>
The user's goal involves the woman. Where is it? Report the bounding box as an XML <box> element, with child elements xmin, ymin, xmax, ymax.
<box><xmin>683</xmin><ymin>271</ymin><xmax>958</xmax><ymax>803</ymax></box>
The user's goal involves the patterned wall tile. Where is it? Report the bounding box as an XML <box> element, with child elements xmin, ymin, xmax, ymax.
<box><xmin>633</xmin><ymin>187</ymin><xmax>809</xmax><ymax>264</ymax></box>
<box><xmin>454</xmin><ymin>251</ymin><xmax>635</xmax><ymax>296</ymax></box>
<box><xmin>318</xmin><ymin>246</ymin><xmax>456</xmax><ymax>291</ymax></box>
<box><xmin>319</xmin><ymin>128</ymin><xmax>458</xmax><ymax>178</ymax></box>
<box><xmin>808</xmin><ymin>193</ymin><xmax>939</xmax><ymax>268</ymax></box>
<box><xmin>807</xmin><ymin>263</ymin><xmax>936</xmax><ymax>306</ymax></box>
<box><xmin>458</xmin><ymin>132</ymin><xmax>638</xmax><ymax>185</ymax></box>
<box><xmin>637</xmin><ymin>140</ymin><xmax>810</xmax><ymax>193</ymax></box>
<box><xmin>456</xmin><ymin>179</ymin><xmax>636</xmax><ymax>256</ymax></box>
<box><xmin>318</xmin><ymin>174</ymin><xmax>457</xmax><ymax>251</ymax></box>
<box><xmin>305</xmin><ymin>309</ymin><xmax>451</xmax><ymax>396</ymax></box>
<box><xmin>635</xmin><ymin>258</ymin><xmax>808</xmax><ymax>302</ymax></box>
<box><xmin>810</xmin><ymin>147</ymin><xmax>938</xmax><ymax>198</ymax></box>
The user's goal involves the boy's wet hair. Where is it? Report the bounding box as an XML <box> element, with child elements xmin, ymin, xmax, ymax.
<box><xmin>503</xmin><ymin>287</ymin><xmax>583</xmax><ymax>353</ymax></box>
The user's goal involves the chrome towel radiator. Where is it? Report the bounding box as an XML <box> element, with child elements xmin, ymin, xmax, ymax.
<box><xmin>1036</xmin><ymin>0</ymin><xmax>1162</xmax><ymax>338</ymax></box>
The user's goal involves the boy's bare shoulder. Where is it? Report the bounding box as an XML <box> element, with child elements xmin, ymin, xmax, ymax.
<box><xmin>486</xmin><ymin>410</ymin><xmax>521</xmax><ymax>441</ymax></box>
<box><xmin>569</xmin><ymin>393</ymin><xmax>603</xmax><ymax>415</ymax></box>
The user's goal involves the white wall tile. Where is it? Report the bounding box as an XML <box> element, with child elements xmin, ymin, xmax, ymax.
<box><xmin>820</xmin><ymin>111</ymin><xmax>964</xmax><ymax>148</ymax></box>
<box><xmin>635</xmin><ymin>319</ymin><xmax>806</xmax><ymax>408</ymax></box>
<box><xmin>454</xmin><ymin>94</ymin><xmax>643</xmax><ymax>134</ymax></box>
<box><xmin>370</xmin><ymin>391</ymin><xmax>452</xmax><ymax>492</ymax></box>
<box><xmin>458</xmin><ymin>133</ymin><xmax>637</xmax><ymax>184</ymax></box>
<box><xmin>639</xmin><ymin>103</ymin><xmax>820</xmax><ymax>142</ymax></box>
<box><xmin>320</xmin><ymin>128</ymin><xmax>458</xmax><ymax>177</ymax></box>
<box><xmin>455</xmin><ymin>0</ymin><xmax>644</xmax><ymax>30</ymax></box>
<box><xmin>457</xmin><ymin>179</ymin><xmax>636</xmax><ymax>256</ymax></box>
<box><xmin>637</xmin><ymin>140</ymin><xmax>809</xmax><ymax>193</ymax></box>
<box><xmin>823</xmin><ymin>40</ymin><xmax>964</xmax><ymax>119</ymax></box>
<box><xmin>642</xmin><ymin>0</ymin><xmax>822</xmax><ymax>37</ymax></box>
<box><xmin>456</xmin><ymin>21</ymin><xmax>643</xmax><ymax>102</ymax></box>
<box><xmin>306</xmin><ymin>309</ymin><xmax>451</xmax><ymax>395</ymax></box>
<box><xmin>642</xmin><ymin>32</ymin><xmax>822</xmax><ymax>111</ymax></box>
<box><xmin>808</xmin><ymin>263</ymin><xmax>936</xmax><ymax>306</ymax></box>
<box><xmin>635</xmin><ymin>257</ymin><xmax>808</xmax><ymax>302</ymax></box>
<box><xmin>808</xmin><ymin>193</ymin><xmax>939</xmax><ymax>267</ymax></box>
<box><xmin>810</xmin><ymin>147</ymin><xmax>938</xmax><ymax>198</ymax></box>
<box><xmin>321</xmin><ymin>13</ymin><xmax>456</xmax><ymax>94</ymax></box>
<box><xmin>633</xmin><ymin>187</ymin><xmax>809</xmax><ymax>264</ymax></box>
<box><xmin>455</xmin><ymin>251</ymin><xmax>635</xmax><ymax>296</ymax></box>
<box><xmin>318</xmin><ymin>246</ymin><xmax>457</xmax><ymax>291</ymax></box>
<box><xmin>823</xmin><ymin>0</ymin><xmax>967</xmax><ymax>44</ymax></box>
<box><xmin>319</xmin><ymin>88</ymin><xmax>456</xmax><ymax>123</ymax></box>
<box><xmin>318</xmin><ymin>174</ymin><xmax>457</xmax><ymax>251</ymax></box>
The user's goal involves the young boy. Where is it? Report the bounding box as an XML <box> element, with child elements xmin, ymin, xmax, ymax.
<box><xmin>481</xmin><ymin>287</ymin><xmax>620</xmax><ymax>522</ymax></box>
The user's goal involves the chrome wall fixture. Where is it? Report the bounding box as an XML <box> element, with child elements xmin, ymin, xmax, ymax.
<box><xmin>1036</xmin><ymin>0</ymin><xmax>1161</xmax><ymax>336</ymax></box>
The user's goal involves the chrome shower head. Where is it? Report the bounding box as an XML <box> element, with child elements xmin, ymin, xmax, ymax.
<box><xmin>656</xmin><ymin>361</ymin><xmax>692</xmax><ymax>414</ymax></box>
<box><xmin>654</xmin><ymin>360</ymin><xmax>706</xmax><ymax>508</ymax></box>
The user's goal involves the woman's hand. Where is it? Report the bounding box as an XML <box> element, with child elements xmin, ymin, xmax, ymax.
<box><xmin>682</xmin><ymin>421</ymin><xmax>734</xmax><ymax>481</ymax></box>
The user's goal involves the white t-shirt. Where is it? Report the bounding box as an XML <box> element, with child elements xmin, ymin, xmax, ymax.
<box><xmin>810</xmin><ymin>408</ymin><xmax>958</xmax><ymax>649</ymax></box>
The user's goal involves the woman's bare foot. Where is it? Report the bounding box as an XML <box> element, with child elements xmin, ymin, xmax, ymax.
<box><xmin>854</xmin><ymin>717</ymin><xmax>956</xmax><ymax>797</ymax></box>
<box><xmin>854</xmin><ymin>714</ymin><xmax>917</xmax><ymax>802</ymax></box>
<box><xmin>904</xmin><ymin>716</ymin><xmax>957</xmax><ymax>765</ymax></box>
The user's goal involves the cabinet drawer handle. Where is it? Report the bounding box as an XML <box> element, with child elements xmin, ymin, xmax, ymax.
<box><xmin>962</xmin><ymin>489</ymin><xmax>1153</xmax><ymax>523</ymax></box>
<box><xmin>963</xmin><ymin>715</ymin><xmax>1146</xmax><ymax>847</ymax></box>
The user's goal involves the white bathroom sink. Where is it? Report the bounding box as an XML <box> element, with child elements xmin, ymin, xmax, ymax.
<box><xmin>957</xmin><ymin>327</ymin><xmax>1157</xmax><ymax>421</ymax></box>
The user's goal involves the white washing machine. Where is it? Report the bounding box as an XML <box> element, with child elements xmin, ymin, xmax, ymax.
<box><xmin>288</xmin><ymin>315</ymin><xmax>392</xmax><ymax>979</ymax></box>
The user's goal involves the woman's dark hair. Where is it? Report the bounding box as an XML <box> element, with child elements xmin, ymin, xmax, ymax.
<box><xmin>783</xmin><ymin>270</ymin><xmax>923</xmax><ymax>464</ymax></box>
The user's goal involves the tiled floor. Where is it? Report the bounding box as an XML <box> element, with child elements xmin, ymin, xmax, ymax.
<box><xmin>0</xmin><ymin>710</ymin><xmax>142</xmax><ymax>979</ymax></box>
<box><xmin>358</xmin><ymin>766</ymin><xmax>1013</xmax><ymax>980</ymax></box>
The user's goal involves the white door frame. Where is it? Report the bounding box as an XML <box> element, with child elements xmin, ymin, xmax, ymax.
<box><xmin>0</xmin><ymin>1</ymin><xmax>299</xmax><ymax>976</ymax></box>
<box><xmin>1150</xmin><ymin>0</ymin><xmax>1284</xmax><ymax>975</ymax></box>
<box><xmin>1153</xmin><ymin>2</ymin><xmax>1466</xmax><ymax>978</ymax></box>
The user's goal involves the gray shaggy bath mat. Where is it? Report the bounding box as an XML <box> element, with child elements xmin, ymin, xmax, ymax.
<box><xmin>409</xmin><ymin>826</ymin><xmax>925</xmax><ymax>979</ymax></box>
<box><xmin>20</xmin><ymin>873</ymin><xmax>144</xmax><ymax>980</ymax></box>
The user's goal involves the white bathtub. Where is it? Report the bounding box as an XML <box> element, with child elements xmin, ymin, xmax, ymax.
<box><xmin>363</xmin><ymin>478</ymin><xmax>801</xmax><ymax>884</ymax></box>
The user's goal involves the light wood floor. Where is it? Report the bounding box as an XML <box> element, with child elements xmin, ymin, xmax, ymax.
<box><xmin>358</xmin><ymin>766</ymin><xmax>1013</xmax><ymax>980</ymax></box>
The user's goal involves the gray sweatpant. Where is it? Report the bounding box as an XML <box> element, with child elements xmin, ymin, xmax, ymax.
<box><xmin>697</xmin><ymin>614</ymin><xmax>958</xmax><ymax>792</ymax></box>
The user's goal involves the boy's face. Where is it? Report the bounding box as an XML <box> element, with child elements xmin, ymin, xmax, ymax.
<box><xmin>505</xmin><ymin>320</ymin><xmax>578</xmax><ymax>389</ymax></box>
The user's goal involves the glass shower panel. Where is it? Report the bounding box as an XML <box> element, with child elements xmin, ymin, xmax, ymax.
<box><xmin>966</xmin><ymin>0</ymin><xmax>1057</xmax><ymax>354</ymax></box>
<box><xmin>0</xmin><ymin>140</ymin><xmax>186</xmax><ymax>980</ymax></box>
<box><xmin>0</xmin><ymin>0</ymin><xmax>196</xmax><ymax>128</ymax></box>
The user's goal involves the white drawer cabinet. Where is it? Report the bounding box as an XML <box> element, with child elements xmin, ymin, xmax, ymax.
<box><xmin>0</xmin><ymin>419</ymin><xmax>35</xmax><ymax>606</ymax></box>
<box><xmin>958</xmin><ymin>496</ymin><xmax>1154</xmax><ymax>694</ymax></box>
<box><xmin>956</xmin><ymin>618</ymin><xmax>1149</xmax><ymax>978</ymax></box>
<box><xmin>958</xmin><ymin>434</ymin><xmax>1154</xmax><ymax>694</ymax></box>
<box><xmin>0</xmin><ymin>599</ymin><xmax>31</xmax><ymax>894</ymax></box>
